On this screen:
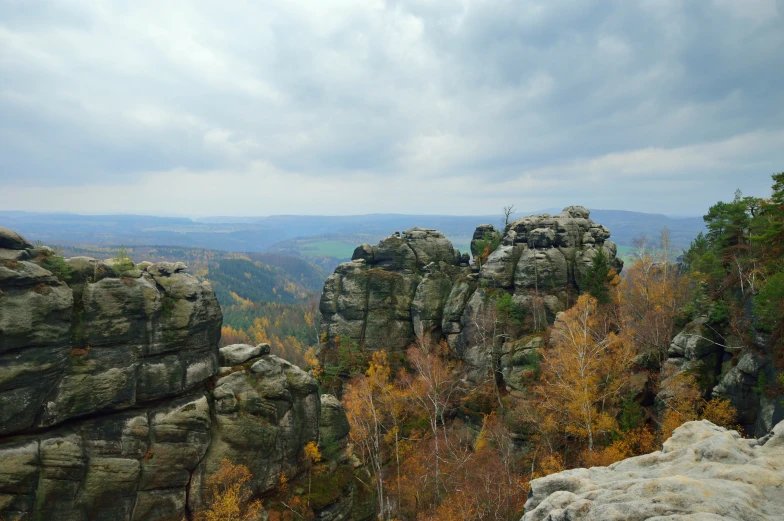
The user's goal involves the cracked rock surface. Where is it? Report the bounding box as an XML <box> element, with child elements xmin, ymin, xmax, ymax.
<box><xmin>0</xmin><ymin>228</ymin><xmax>353</xmax><ymax>521</ymax></box>
<box><xmin>522</xmin><ymin>419</ymin><xmax>784</xmax><ymax>521</ymax></box>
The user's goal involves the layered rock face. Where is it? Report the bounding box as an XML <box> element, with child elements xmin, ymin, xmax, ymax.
<box><xmin>522</xmin><ymin>419</ymin><xmax>784</xmax><ymax>521</ymax></box>
<box><xmin>319</xmin><ymin>207</ymin><xmax>622</xmax><ymax>384</ymax></box>
<box><xmin>658</xmin><ymin>314</ymin><xmax>784</xmax><ymax>437</ymax></box>
<box><xmin>0</xmin><ymin>228</ymin><xmax>352</xmax><ymax>521</ymax></box>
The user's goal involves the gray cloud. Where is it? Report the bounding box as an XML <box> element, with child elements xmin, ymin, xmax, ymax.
<box><xmin>1</xmin><ymin>0</ymin><xmax>783</xmax><ymax>216</ymax></box>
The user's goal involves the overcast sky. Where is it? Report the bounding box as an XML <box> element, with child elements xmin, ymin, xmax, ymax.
<box><xmin>1</xmin><ymin>0</ymin><xmax>783</xmax><ymax>217</ymax></box>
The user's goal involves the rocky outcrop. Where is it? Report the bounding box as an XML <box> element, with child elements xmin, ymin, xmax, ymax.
<box><xmin>0</xmin><ymin>229</ymin><xmax>353</xmax><ymax>521</ymax></box>
<box><xmin>321</xmin><ymin>228</ymin><xmax>464</xmax><ymax>353</ymax></box>
<box><xmin>319</xmin><ymin>208</ymin><xmax>623</xmax><ymax>386</ymax></box>
<box><xmin>658</xmin><ymin>315</ymin><xmax>783</xmax><ymax>437</ymax></box>
<box><xmin>522</xmin><ymin>419</ymin><xmax>784</xmax><ymax>521</ymax></box>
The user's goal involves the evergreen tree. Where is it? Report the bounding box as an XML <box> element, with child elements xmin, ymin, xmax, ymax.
<box><xmin>584</xmin><ymin>248</ymin><xmax>611</xmax><ymax>304</ymax></box>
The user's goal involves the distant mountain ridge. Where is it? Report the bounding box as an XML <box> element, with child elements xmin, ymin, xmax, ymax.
<box><xmin>0</xmin><ymin>209</ymin><xmax>705</xmax><ymax>264</ymax></box>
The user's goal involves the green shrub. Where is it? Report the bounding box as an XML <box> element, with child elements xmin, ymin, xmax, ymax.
<box><xmin>473</xmin><ymin>231</ymin><xmax>502</xmax><ymax>265</ymax></box>
<box><xmin>38</xmin><ymin>247</ymin><xmax>72</xmax><ymax>282</ymax></box>
<box><xmin>111</xmin><ymin>246</ymin><xmax>135</xmax><ymax>275</ymax></box>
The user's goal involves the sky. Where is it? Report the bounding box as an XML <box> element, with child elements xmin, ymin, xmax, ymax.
<box><xmin>1</xmin><ymin>0</ymin><xmax>783</xmax><ymax>217</ymax></box>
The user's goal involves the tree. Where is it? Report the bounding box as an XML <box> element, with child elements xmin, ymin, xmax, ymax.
<box><xmin>617</xmin><ymin>232</ymin><xmax>689</xmax><ymax>364</ymax></box>
<box><xmin>111</xmin><ymin>246</ymin><xmax>135</xmax><ymax>275</ymax></box>
<box><xmin>473</xmin><ymin>231</ymin><xmax>502</xmax><ymax>268</ymax></box>
<box><xmin>757</xmin><ymin>172</ymin><xmax>784</xmax><ymax>263</ymax></box>
<box><xmin>583</xmin><ymin>248</ymin><xmax>613</xmax><ymax>304</ymax></box>
<box><xmin>755</xmin><ymin>271</ymin><xmax>784</xmax><ymax>332</ymax></box>
<box><xmin>343</xmin><ymin>350</ymin><xmax>397</xmax><ymax>520</ymax></box>
<box><xmin>197</xmin><ymin>459</ymin><xmax>263</xmax><ymax>521</ymax></box>
<box><xmin>658</xmin><ymin>367</ymin><xmax>738</xmax><ymax>440</ymax></box>
<box><xmin>502</xmin><ymin>204</ymin><xmax>516</xmax><ymax>229</ymax></box>
<box><xmin>303</xmin><ymin>441</ymin><xmax>322</xmax><ymax>509</ymax></box>
<box><xmin>534</xmin><ymin>295</ymin><xmax>636</xmax><ymax>451</ymax></box>
<box><xmin>406</xmin><ymin>341</ymin><xmax>461</xmax><ymax>508</ymax></box>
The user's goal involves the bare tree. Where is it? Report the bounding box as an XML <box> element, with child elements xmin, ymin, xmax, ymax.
<box><xmin>472</xmin><ymin>297</ymin><xmax>504</xmax><ymax>407</ymax></box>
<box><xmin>659</xmin><ymin>226</ymin><xmax>671</xmax><ymax>277</ymax></box>
<box><xmin>502</xmin><ymin>204</ymin><xmax>516</xmax><ymax>229</ymax></box>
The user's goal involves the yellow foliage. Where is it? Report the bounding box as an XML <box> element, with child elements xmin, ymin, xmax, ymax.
<box><xmin>303</xmin><ymin>441</ymin><xmax>322</xmax><ymax>464</ymax></box>
<box><xmin>304</xmin><ymin>346</ymin><xmax>323</xmax><ymax>378</ymax></box>
<box><xmin>658</xmin><ymin>368</ymin><xmax>701</xmax><ymax>440</ymax></box>
<box><xmin>536</xmin><ymin>294</ymin><xmax>636</xmax><ymax>451</ymax></box>
<box><xmin>196</xmin><ymin>459</ymin><xmax>262</xmax><ymax>521</ymax></box>
<box><xmin>701</xmin><ymin>397</ymin><xmax>738</xmax><ymax>430</ymax></box>
<box><xmin>229</xmin><ymin>291</ymin><xmax>254</xmax><ymax>308</ymax></box>
<box><xmin>581</xmin><ymin>426</ymin><xmax>656</xmax><ymax>468</ymax></box>
<box><xmin>534</xmin><ymin>452</ymin><xmax>565</xmax><ymax>478</ymax></box>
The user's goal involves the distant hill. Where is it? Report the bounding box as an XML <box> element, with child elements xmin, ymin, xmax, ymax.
<box><xmin>2</xmin><ymin>208</ymin><xmax>705</xmax><ymax>270</ymax></box>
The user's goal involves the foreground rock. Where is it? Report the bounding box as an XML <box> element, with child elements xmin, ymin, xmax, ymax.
<box><xmin>319</xmin><ymin>207</ymin><xmax>623</xmax><ymax>385</ymax></box>
<box><xmin>522</xmin><ymin>419</ymin><xmax>784</xmax><ymax>521</ymax></box>
<box><xmin>0</xmin><ymin>230</ymin><xmax>354</xmax><ymax>521</ymax></box>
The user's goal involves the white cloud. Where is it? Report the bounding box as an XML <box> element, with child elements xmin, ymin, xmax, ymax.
<box><xmin>0</xmin><ymin>0</ymin><xmax>782</xmax><ymax>216</ymax></box>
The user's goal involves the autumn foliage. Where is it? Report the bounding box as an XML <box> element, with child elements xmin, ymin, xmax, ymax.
<box><xmin>197</xmin><ymin>459</ymin><xmax>263</xmax><ymax>521</ymax></box>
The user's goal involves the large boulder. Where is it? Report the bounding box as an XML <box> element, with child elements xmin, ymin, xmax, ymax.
<box><xmin>188</xmin><ymin>354</ymin><xmax>321</xmax><ymax>510</ymax></box>
<box><xmin>320</xmin><ymin>228</ymin><xmax>463</xmax><ymax>353</ymax></box>
<box><xmin>522</xmin><ymin>419</ymin><xmax>784</xmax><ymax>521</ymax></box>
<box><xmin>0</xmin><ymin>393</ymin><xmax>211</xmax><ymax>521</ymax></box>
<box><xmin>0</xmin><ymin>226</ymin><xmax>33</xmax><ymax>250</ymax></box>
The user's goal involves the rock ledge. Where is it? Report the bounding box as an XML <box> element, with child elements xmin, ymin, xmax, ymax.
<box><xmin>522</xmin><ymin>419</ymin><xmax>784</xmax><ymax>521</ymax></box>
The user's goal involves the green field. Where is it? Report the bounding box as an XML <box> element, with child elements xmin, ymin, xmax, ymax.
<box><xmin>300</xmin><ymin>240</ymin><xmax>358</xmax><ymax>259</ymax></box>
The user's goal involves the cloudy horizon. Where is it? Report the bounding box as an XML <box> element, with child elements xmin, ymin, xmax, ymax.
<box><xmin>1</xmin><ymin>0</ymin><xmax>783</xmax><ymax>217</ymax></box>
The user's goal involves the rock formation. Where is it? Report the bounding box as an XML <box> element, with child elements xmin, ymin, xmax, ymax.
<box><xmin>319</xmin><ymin>207</ymin><xmax>623</xmax><ymax>386</ymax></box>
<box><xmin>0</xmin><ymin>227</ymin><xmax>353</xmax><ymax>521</ymax></box>
<box><xmin>522</xmin><ymin>419</ymin><xmax>784</xmax><ymax>521</ymax></box>
<box><xmin>656</xmin><ymin>311</ymin><xmax>784</xmax><ymax>437</ymax></box>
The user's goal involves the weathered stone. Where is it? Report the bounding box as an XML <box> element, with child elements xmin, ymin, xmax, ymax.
<box><xmin>190</xmin><ymin>356</ymin><xmax>322</xmax><ymax>511</ymax></box>
<box><xmin>514</xmin><ymin>248</ymin><xmax>568</xmax><ymax>290</ymax></box>
<box><xmin>0</xmin><ymin>227</ymin><xmax>33</xmax><ymax>250</ymax></box>
<box><xmin>668</xmin><ymin>317</ymin><xmax>717</xmax><ymax>359</ymax></box>
<box><xmin>319</xmin><ymin>208</ymin><xmax>623</xmax><ymax>379</ymax></box>
<box><xmin>412</xmin><ymin>269</ymin><xmax>454</xmax><ymax>344</ymax></box>
<box><xmin>480</xmin><ymin>245</ymin><xmax>523</xmax><ymax>288</ymax></box>
<box><xmin>523</xmin><ymin>420</ymin><xmax>784</xmax><ymax>521</ymax></box>
<box><xmin>0</xmin><ymin>227</ymin><xmax>354</xmax><ymax>521</ymax></box>
<box><xmin>320</xmin><ymin>394</ymin><xmax>350</xmax><ymax>445</ymax></box>
<box><xmin>219</xmin><ymin>342</ymin><xmax>270</xmax><ymax>366</ymax></box>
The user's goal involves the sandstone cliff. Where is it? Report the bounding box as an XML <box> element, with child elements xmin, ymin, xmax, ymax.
<box><xmin>0</xmin><ymin>227</ymin><xmax>353</xmax><ymax>521</ymax></box>
<box><xmin>522</xmin><ymin>419</ymin><xmax>784</xmax><ymax>521</ymax></box>
<box><xmin>319</xmin><ymin>206</ymin><xmax>623</xmax><ymax>387</ymax></box>
<box><xmin>658</xmin><ymin>314</ymin><xmax>783</xmax><ymax>437</ymax></box>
